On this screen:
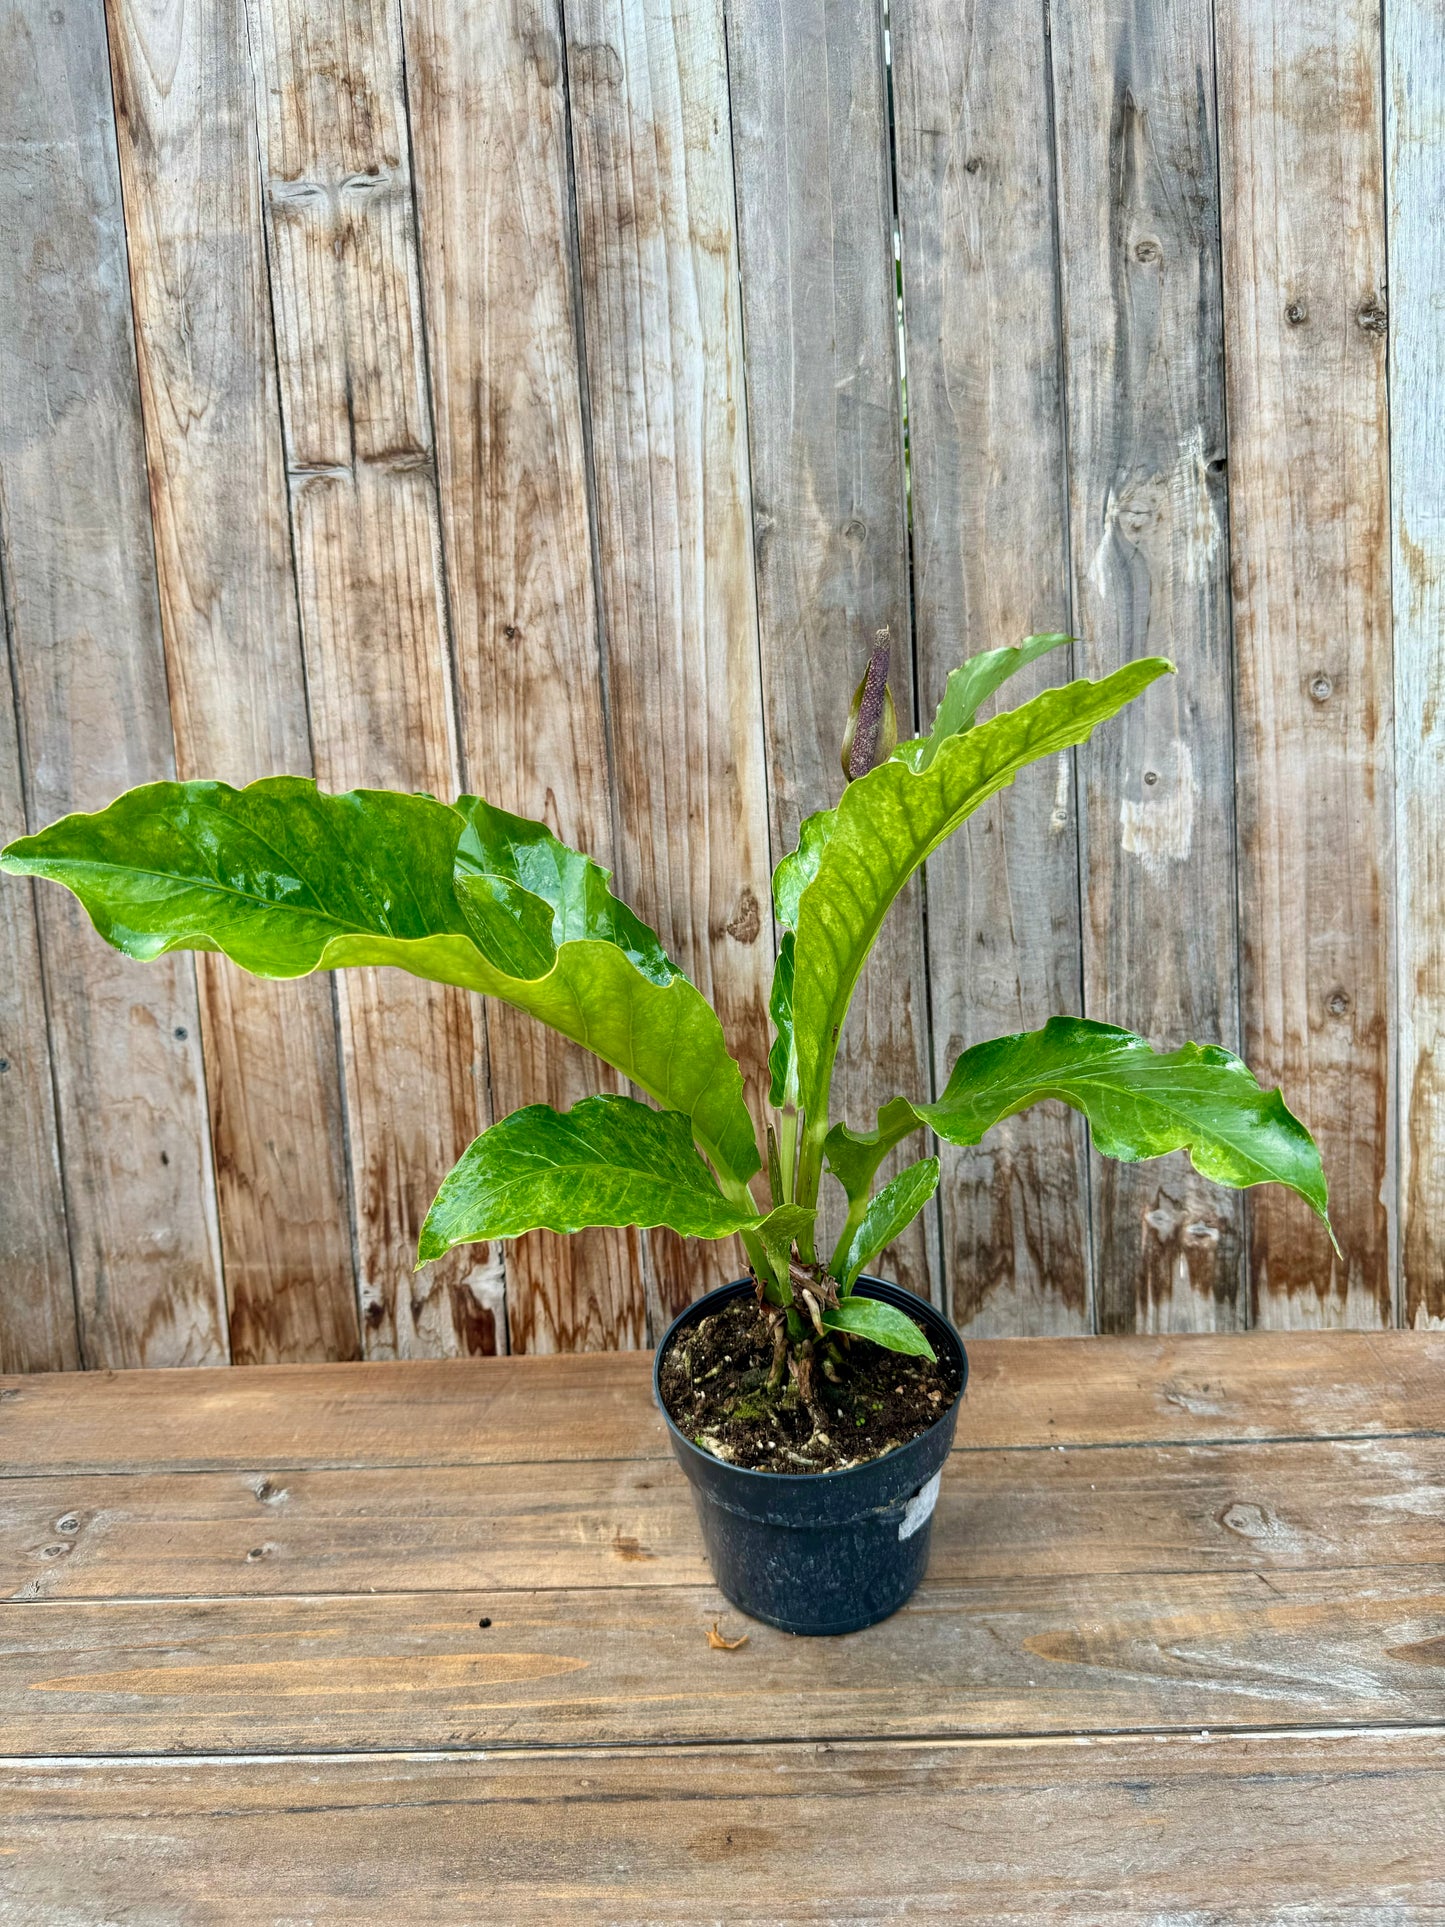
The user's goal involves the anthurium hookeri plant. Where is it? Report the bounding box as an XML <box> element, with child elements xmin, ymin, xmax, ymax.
<box><xmin>1</xmin><ymin>635</ymin><xmax>1331</xmax><ymax>1459</ymax></box>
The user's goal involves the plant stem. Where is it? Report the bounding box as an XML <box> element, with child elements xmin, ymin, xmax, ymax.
<box><xmin>777</xmin><ymin>1107</ymin><xmax>798</xmax><ymax>1204</ymax></box>
<box><xmin>766</xmin><ymin>1313</ymin><xmax>788</xmax><ymax>1390</ymax></box>
<box><xmin>795</xmin><ymin>1113</ymin><xmax>828</xmax><ymax>1214</ymax></box>
<box><xmin>828</xmin><ymin>1192</ymin><xmax>868</xmax><ymax>1285</ymax></box>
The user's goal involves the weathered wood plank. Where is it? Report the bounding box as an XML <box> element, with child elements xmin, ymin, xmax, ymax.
<box><xmin>1050</xmin><ymin>0</ymin><xmax>1243</xmax><ymax>1333</ymax></box>
<box><xmin>0</xmin><ymin>0</ymin><xmax>226</xmax><ymax>1368</ymax></box>
<box><xmin>2</xmin><ymin>1332</ymin><xmax>1442</xmax><ymax>1475</ymax></box>
<box><xmin>4</xmin><ymin>1731</ymin><xmax>1443</xmax><ymax>1922</ymax></box>
<box><xmin>1215</xmin><ymin>0</ymin><xmax>1394</xmax><ymax>1329</ymax></box>
<box><xmin>726</xmin><ymin>0</ymin><xmax>937</xmax><ymax>1304</ymax></box>
<box><xmin>891</xmin><ymin>0</ymin><xmax>1090</xmax><ymax>1335</ymax></box>
<box><xmin>0</xmin><ymin>625</ymin><xmax>74</xmax><ymax>1374</ymax></box>
<box><xmin>1388</xmin><ymin>0</ymin><xmax>1445</xmax><ymax>1331</ymax></box>
<box><xmin>563</xmin><ymin>0</ymin><xmax>775</xmax><ymax>1326</ymax></box>
<box><xmin>6</xmin><ymin>1433</ymin><xmax>1443</xmax><ymax>1602</ymax></box>
<box><xmin>246</xmin><ymin>0</ymin><xmax>499</xmax><ymax>1357</ymax></box>
<box><xmin>105</xmin><ymin>0</ymin><xmax>359</xmax><ymax>1366</ymax></box>
<box><xmin>402</xmin><ymin>0</ymin><xmax>644</xmax><ymax>1354</ymax></box>
<box><xmin>4</xmin><ymin>1566</ymin><xmax>1442</xmax><ymax>1752</ymax></box>
<box><xmin>0</xmin><ymin>29</ymin><xmax>73</xmax><ymax>1370</ymax></box>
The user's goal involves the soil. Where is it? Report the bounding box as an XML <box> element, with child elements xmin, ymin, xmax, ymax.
<box><xmin>657</xmin><ymin>1297</ymin><xmax>961</xmax><ymax>1474</ymax></box>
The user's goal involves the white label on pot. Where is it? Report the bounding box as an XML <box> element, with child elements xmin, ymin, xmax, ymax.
<box><xmin>899</xmin><ymin>1470</ymin><xmax>941</xmax><ymax>1541</ymax></box>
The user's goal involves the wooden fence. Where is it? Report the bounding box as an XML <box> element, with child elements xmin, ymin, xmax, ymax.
<box><xmin>0</xmin><ymin>0</ymin><xmax>1439</xmax><ymax>1370</ymax></box>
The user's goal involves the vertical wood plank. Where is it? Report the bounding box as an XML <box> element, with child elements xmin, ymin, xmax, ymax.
<box><xmin>1051</xmin><ymin>0</ymin><xmax>1244</xmax><ymax>1332</ymax></box>
<box><xmin>0</xmin><ymin>0</ymin><xmax>226</xmax><ymax>1368</ymax></box>
<box><xmin>0</xmin><ymin>24</ymin><xmax>75</xmax><ymax>1366</ymax></box>
<box><xmin>402</xmin><ymin>0</ymin><xmax>646</xmax><ymax>1353</ymax></box>
<box><xmin>564</xmin><ymin>0</ymin><xmax>775</xmax><ymax>1327</ymax></box>
<box><xmin>1388</xmin><ymin>0</ymin><xmax>1445</xmax><ymax>1330</ymax></box>
<box><xmin>105</xmin><ymin>0</ymin><xmax>360</xmax><ymax>1366</ymax></box>
<box><xmin>725</xmin><ymin>0</ymin><xmax>938</xmax><ymax>1304</ymax></box>
<box><xmin>1216</xmin><ymin>0</ymin><xmax>1394</xmax><ymax>1329</ymax></box>
<box><xmin>0</xmin><ymin>617</ymin><xmax>76</xmax><ymax>1372</ymax></box>
<box><xmin>246</xmin><ymin>0</ymin><xmax>502</xmax><ymax>1357</ymax></box>
<box><xmin>891</xmin><ymin>0</ymin><xmax>1091</xmax><ymax>1334</ymax></box>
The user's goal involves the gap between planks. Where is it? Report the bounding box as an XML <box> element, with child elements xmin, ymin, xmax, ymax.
<box><xmin>7</xmin><ymin>1723</ymin><xmax>1445</xmax><ymax>1771</ymax></box>
<box><xmin>4</xmin><ymin>1561</ymin><xmax>1443</xmax><ymax>1608</ymax></box>
<box><xmin>4</xmin><ymin>1426</ymin><xmax>1445</xmax><ymax>1482</ymax></box>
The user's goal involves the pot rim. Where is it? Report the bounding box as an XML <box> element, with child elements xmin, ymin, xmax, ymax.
<box><xmin>651</xmin><ymin>1273</ymin><xmax>967</xmax><ymax>1485</ymax></box>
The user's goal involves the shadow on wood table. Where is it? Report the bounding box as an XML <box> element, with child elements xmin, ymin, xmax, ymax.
<box><xmin>2</xmin><ymin>1331</ymin><xmax>1443</xmax><ymax>1921</ymax></box>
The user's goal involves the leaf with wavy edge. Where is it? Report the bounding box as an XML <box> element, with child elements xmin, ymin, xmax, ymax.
<box><xmin>0</xmin><ymin>777</ymin><xmax>761</xmax><ymax>1183</ymax></box>
<box><xmin>418</xmin><ymin>1096</ymin><xmax>802</xmax><ymax>1259</ymax></box>
<box><xmin>832</xmin><ymin>1016</ymin><xmax>1333</xmax><ymax>1237</ymax></box>
<box><xmin>787</xmin><ymin>660</ymin><xmax>1173</xmax><ymax>1138</ymax></box>
<box><xmin>824</xmin><ymin>1097</ymin><xmax>922</xmax><ymax>1206</ymax></box>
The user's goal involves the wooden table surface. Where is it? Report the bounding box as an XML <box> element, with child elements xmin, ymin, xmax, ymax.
<box><xmin>2</xmin><ymin>1330</ymin><xmax>1444</xmax><ymax>1922</ymax></box>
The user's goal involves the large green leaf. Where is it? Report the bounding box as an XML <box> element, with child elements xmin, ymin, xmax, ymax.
<box><xmin>873</xmin><ymin>1016</ymin><xmax>1333</xmax><ymax>1233</ymax></box>
<box><xmin>774</xmin><ymin>637</ymin><xmax>1074</xmax><ymax>929</ymax></box>
<box><xmin>786</xmin><ymin>661</ymin><xmax>1172</xmax><ymax>1134</ymax></box>
<box><xmin>419</xmin><ymin>1095</ymin><xmax>772</xmax><ymax>1258</ymax></box>
<box><xmin>0</xmin><ymin>778</ymin><xmax>761</xmax><ymax>1182</ymax></box>
<box><xmin>897</xmin><ymin>633</ymin><xmax>1072</xmax><ymax>771</ymax></box>
<box><xmin>833</xmin><ymin>1157</ymin><xmax>940</xmax><ymax>1291</ymax></box>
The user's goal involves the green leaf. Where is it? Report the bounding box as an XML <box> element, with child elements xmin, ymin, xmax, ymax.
<box><xmin>897</xmin><ymin>634</ymin><xmax>1072</xmax><ymax>771</ymax></box>
<box><xmin>897</xmin><ymin>1016</ymin><xmax>1334</xmax><ymax>1235</ymax></box>
<box><xmin>0</xmin><ymin>777</ymin><xmax>760</xmax><ymax>1183</ymax></box>
<box><xmin>418</xmin><ymin>1096</ymin><xmax>760</xmax><ymax>1259</ymax></box>
<box><xmin>789</xmin><ymin>661</ymin><xmax>1172</xmax><ymax>1132</ymax></box>
<box><xmin>823</xmin><ymin>1097</ymin><xmax>925</xmax><ymax>1207</ymax></box>
<box><xmin>753</xmin><ymin>1201</ymin><xmax>816</xmax><ymax>1266</ymax></box>
<box><xmin>773</xmin><ymin>809</ymin><xmax>834</xmax><ymax>930</ymax></box>
<box><xmin>822</xmin><ymin>1296</ymin><xmax>937</xmax><ymax>1361</ymax></box>
<box><xmin>835</xmin><ymin>1158</ymin><xmax>940</xmax><ymax>1291</ymax></box>
<box><xmin>453</xmin><ymin>795</ymin><xmax>678</xmax><ymax>986</ymax></box>
<box><xmin>767</xmin><ymin>930</ymin><xmax>796</xmax><ymax>1107</ymax></box>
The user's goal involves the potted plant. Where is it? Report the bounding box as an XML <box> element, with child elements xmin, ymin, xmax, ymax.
<box><xmin>1</xmin><ymin>634</ymin><xmax>1330</xmax><ymax>1634</ymax></box>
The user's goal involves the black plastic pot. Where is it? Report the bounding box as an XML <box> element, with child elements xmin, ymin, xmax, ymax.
<box><xmin>653</xmin><ymin>1275</ymin><xmax>967</xmax><ymax>1636</ymax></box>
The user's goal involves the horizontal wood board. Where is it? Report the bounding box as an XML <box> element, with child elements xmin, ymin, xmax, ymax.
<box><xmin>6</xmin><ymin>1329</ymin><xmax>1444</xmax><ymax>1472</ymax></box>
<box><xmin>0</xmin><ymin>0</ymin><xmax>1432</xmax><ymax>1358</ymax></box>
<box><xmin>1</xmin><ymin>1733</ymin><xmax>1441</xmax><ymax>1922</ymax></box>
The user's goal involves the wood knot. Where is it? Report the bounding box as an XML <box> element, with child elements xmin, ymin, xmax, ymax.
<box><xmin>725</xmin><ymin>888</ymin><xmax>761</xmax><ymax>944</ymax></box>
<box><xmin>1356</xmin><ymin>298</ymin><xmax>1388</xmax><ymax>335</ymax></box>
<box><xmin>1284</xmin><ymin>300</ymin><xmax>1308</xmax><ymax>326</ymax></box>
